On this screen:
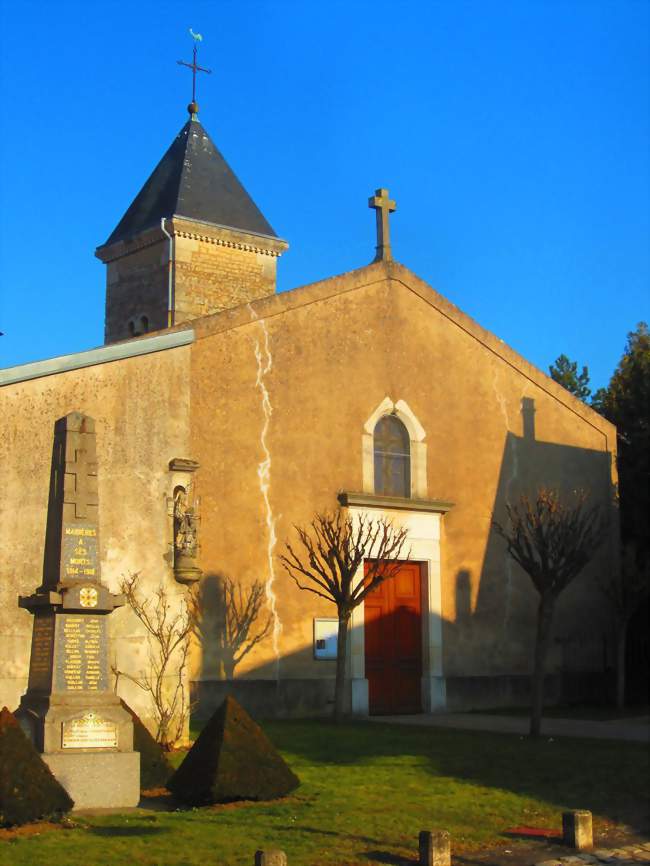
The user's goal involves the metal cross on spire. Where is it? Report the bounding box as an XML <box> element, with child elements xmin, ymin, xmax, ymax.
<box><xmin>177</xmin><ymin>29</ymin><xmax>211</xmax><ymax>119</ymax></box>
<box><xmin>368</xmin><ymin>188</ymin><xmax>397</xmax><ymax>262</ymax></box>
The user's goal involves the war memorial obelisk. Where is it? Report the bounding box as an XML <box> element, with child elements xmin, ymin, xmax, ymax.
<box><xmin>17</xmin><ymin>412</ymin><xmax>139</xmax><ymax>808</ymax></box>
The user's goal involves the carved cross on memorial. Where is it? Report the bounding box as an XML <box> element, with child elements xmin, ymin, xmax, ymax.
<box><xmin>17</xmin><ymin>412</ymin><xmax>139</xmax><ymax>809</ymax></box>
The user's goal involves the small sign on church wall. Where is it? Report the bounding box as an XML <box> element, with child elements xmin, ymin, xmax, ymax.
<box><xmin>313</xmin><ymin>618</ymin><xmax>338</xmax><ymax>660</ymax></box>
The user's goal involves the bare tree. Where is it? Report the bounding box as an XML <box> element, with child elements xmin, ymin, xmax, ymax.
<box><xmin>113</xmin><ymin>573</ymin><xmax>195</xmax><ymax>750</ymax></box>
<box><xmin>279</xmin><ymin>510</ymin><xmax>409</xmax><ymax>722</ymax></box>
<box><xmin>192</xmin><ymin>576</ymin><xmax>273</xmax><ymax>678</ymax></box>
<box><xmin>600</xmin><ymin>543</ymin><xmax>649</xmax><ymax>708</ymax></box>
<box><xmin>493</xmin><ymin>488</ymin><xmax>606</xmax><ymax>737</ymax></box>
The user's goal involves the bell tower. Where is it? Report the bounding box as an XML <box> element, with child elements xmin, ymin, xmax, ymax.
<box><xmin>96</xmin><ymin>106</ymin><xmax>288</xmax><ymax>344</ymax></box>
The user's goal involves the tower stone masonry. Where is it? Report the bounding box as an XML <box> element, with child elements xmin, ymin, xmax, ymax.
<box><xmin>96</xmin><ymin>116</ymin><xmax>288</xmax><ymax>344</ymax></box>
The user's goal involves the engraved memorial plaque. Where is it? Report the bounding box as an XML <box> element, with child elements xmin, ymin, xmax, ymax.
<box><xmin>54</xmin><ymin>614</ymin><xmax>109</xmax><ymax>692</ymax></box>
<box><xmin>27</xmin><ymin>614</ymin><xmax>55</xmax><ymax>690</ymax></box>
<box><xmin>62</xmin><ymin>711</ymin><xmax>118</xmax><ymax>749</ymax></box>
<box><xmin>62</xmin><ymin>524</ymin><xmax>98</xmax><ymax>580</ymax></box>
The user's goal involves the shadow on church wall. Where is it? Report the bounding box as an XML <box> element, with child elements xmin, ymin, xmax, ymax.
<box><xmin>441</xmin><ymin>397</ymin><xmax>616</xmax><ymax>699</ymax></box>
<box><xmin>193</xmin><ymin>398</ymin><xmax>617</xmax><ymax>716</ymax></box>
<box><xmin>188</xmin><ymin>399</ymin><xmax>631</xmax><ymax>816</ymax></box>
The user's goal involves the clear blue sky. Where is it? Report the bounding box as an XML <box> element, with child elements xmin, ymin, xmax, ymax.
<box><xmin>0</xmin><ymin>0</ymin><xmax>648</xmax><ymax>391</ymax></box>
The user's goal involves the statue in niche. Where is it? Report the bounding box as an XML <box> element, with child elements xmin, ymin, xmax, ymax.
<box><xmin>173</xmin><ymin>486</ymin><xmax>202</xmax><ymax>584</ymax></box>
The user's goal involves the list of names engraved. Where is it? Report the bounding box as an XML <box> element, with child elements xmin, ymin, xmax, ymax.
<box><xmin>54</xmin><ymin>614</ymin><xmax>108</xmax><ymax>692</ymax></box>
<box><xmin>28</xmin><ymin>615</ymin><xmax>55</xmax><ymax>690</ymax></box>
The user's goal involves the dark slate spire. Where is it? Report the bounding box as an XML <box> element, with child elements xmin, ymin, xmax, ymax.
<box><xmin>104</xmin><ymin>119</ymin><xmax>277</xmax><ymax>246</ymax></box>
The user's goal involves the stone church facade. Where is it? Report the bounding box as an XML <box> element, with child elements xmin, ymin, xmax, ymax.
<box><xmin>0</xmin><ymin>109</ymin><xmax>618</xmax><ymax>734</ymax></box>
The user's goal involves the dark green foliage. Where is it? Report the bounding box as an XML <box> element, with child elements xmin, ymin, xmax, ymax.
<box><xmin>0</xmin><ymin>707</ymin><xmax>73</xmax><ymax>826</ymax></box>
<box><xmin>120</xmin><ymin>700</ymin><xmax>173</xmax><ymax>790</ymax></box>
<box><xmin>549</xmin><ymin>353</ymin><xmax>591</xmax><ymax>401</ymax></box>
<box><xmin>168</xmin><ymin>696</ymin><xmax>299</xmax><ymax>805</ymax></box>
<box><xmin>594</xmin><ymin>323</ymin><xmax>650</xmax><ymax>558</ymax></box>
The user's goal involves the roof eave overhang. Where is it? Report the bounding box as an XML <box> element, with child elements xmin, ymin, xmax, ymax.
<box><xmin>95</xmin><ymin>215</ymin><xmax>288</xmax><ymax>263</ymax></box>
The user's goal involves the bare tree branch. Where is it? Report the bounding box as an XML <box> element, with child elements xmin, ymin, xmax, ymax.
<box><xmin>113</xmin><ymin>572</ymin><xmax>196</xmax><ymax>750</ymax></box>
<box><xmin>492</xmin><ymin>488</ymin><xmax>606</xmax><ymax>736</ymax></box>
<box><xmin>278</xmin><ymin>509</ymin><xmax>410</xmax><ymax>721</ymax></box>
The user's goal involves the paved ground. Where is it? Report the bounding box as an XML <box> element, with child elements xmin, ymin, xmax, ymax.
<box><xmin>534</xmin><ymin>841</ymin><xmax>650</xmax><ymax>866</ymax></box>
<box><xmin>370</xmin><ymin>713</ymin><xmax>650</xmax><ymax>743</ymax></box>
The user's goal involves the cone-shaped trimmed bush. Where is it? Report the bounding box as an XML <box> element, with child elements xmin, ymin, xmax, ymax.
<box><xmin>120</xmin><ymin>700</ymin><xmax>173</xmax><ymax>790</ymax></box>
<box><xmin>0</xmin><ymin>707</ymin><xmax>74</xmax><ymax>826</ymax></box>
<box><xmin>168</xmin><ymin>696</ymin><xmax>299</xmax><ymax>805</ymax></box>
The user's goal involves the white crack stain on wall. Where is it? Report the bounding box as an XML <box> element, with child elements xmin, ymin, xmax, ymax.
<box><xmin>491</xmin><ymin>367</ymin><xmax>524</xmax><ymax>633</ymax></box>
<box><xmin>248</xmin><ymin>304</ymin><xmax>282</xmax><ymax>679</ymax></box>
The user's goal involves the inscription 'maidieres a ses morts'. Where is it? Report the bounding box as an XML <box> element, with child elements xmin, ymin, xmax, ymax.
<box><xmin>62</xmin><ymin>524</ymin><xmax>98</xmax><ymax>580</ymax></box>
<box><xmin>54</xmin><ymin>615</ymin><xmax>108</xmax><ymax>692</ymax></box>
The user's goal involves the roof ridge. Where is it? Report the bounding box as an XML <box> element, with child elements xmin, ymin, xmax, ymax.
<box><xmin>168</xmin><ymin>119</ymin><xmax>193</xmax><ymax>223</ymax></box>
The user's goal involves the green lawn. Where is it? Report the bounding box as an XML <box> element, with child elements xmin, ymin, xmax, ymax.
<box><xmin>1</xmin><ymin>720</ymin><xmax>648</xmax><ymax>866</ymax></box>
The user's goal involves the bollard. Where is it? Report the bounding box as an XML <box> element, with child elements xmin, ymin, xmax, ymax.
<box><xmin>419</xmin><ymin>830</ymin><xmax>451</xmax><ymax>866</ymax></box>
<box><xmin>562</xmin><ymin>811</ymin><xmax>593</xmax><ymax>851</ymax></box>
<box><xmin>254</xmin><ymin>850</ymin><xmax>287</xmax><ymax>866</ymax></box>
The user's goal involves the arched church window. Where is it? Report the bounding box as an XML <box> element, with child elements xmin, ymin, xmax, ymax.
<box><xmin>373</xmin><ymin>415</ymin><xmax>411</xmax><ymax>497</ymax></box>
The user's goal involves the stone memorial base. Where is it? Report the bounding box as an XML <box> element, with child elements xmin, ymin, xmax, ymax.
<box><xmin>44</xmin><ymin>751</ymin><xmax>140</xmax><ymax>809</ymax></box>
<box><xmin>17</xmin><ymin>693</ymin><xmax>139</xmax><ymax>809</ymax></box>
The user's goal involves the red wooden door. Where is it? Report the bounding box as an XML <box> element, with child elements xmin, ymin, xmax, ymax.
<box><xmin>364</xmin><ymin>561</ymin><xmax>423</xmax><ymax>715</ymax></box>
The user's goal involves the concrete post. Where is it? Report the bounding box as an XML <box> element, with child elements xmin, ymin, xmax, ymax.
<box><xmin>562</xmin><ymin>810</ymin><xmax>593</xmax><ymax>850</ymax></box>
<box><xmin>419</xmin><ymin>830</ymin><xmax>451</xmax><ymax>866</ymax></box>
<box><xmin>254</xmin><ymin>850</ymin><xmax>287</xmax><ymax>866</ymax></box>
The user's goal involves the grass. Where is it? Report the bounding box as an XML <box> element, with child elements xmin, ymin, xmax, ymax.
<box><xmin>1</xmin><ymin>720</ymin><xmax>648</xmax><ymax>866</ymax></box>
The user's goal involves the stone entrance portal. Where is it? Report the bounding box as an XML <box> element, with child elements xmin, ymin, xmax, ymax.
<box><xmin>364</xmin><ymin>561</ymin><xmax>423</xmax><ymax>715</ymax></box>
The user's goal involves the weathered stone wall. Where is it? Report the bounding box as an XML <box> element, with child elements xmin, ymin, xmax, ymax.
<box><xmin>174</xmin><ymin>233</ymin><xmax>278</xmax><ymax>324</ymax></box>
<box><xmin>103</xmin><ymin>238</ymin><xmax>170</xmax><ymax>343</ymax></box>
<box><xmin>99</xmin><ymin>219</ymin><xmax>287</xmax><ymax>345</ymax></box>
<box><xmin>187</xmin><ymin>261</ymin><xmax>617</xmax><ymax>709</ymax></box>
<box><xmin>2</xmin><ymin>260</ymin><xmax>618</xmax><ymax>722</ymax></box>
<box><xmin>0</xmin><ymin>345</ymin><xmax>193</xmax><ymax>739</ymax></box>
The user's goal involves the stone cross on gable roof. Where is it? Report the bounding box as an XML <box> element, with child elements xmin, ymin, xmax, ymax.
<box><xmin>368</xmin><ymin>188</ymin><xmax>397</xmax><ymax>262</ymax></box>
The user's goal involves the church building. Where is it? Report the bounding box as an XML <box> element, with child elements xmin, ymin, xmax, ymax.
<box><xmin>0</xmin><ymin>95</ymin><xmax>618</xmax><ymax>735</ymax></box>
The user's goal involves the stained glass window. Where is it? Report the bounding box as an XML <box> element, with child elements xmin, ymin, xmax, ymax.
<box><xmin>373</xmin><ymin>415</ymin><xmax>411</xmax><ymax>497</ymax></box>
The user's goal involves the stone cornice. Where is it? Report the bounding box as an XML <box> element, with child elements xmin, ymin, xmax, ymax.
<box><xmin>338</xmin><ymin>491</ymin><xmax>455</xmax><ymax>514</ymax></box>
<box><xmin>95</xmin><ymin>217</ymin><xmax>288</xmax><ymax>264</ymax></box>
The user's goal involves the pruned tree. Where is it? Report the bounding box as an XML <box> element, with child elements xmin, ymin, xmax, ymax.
<box><xmin>279</xmin><ymin>510</ymin><xmax>410</xmax><ymax>722</ymax></box>
<box><xmin>493</xmin><ymin>489</ymin><xmax>606</xmax><ymax>737</ymax></box>
<box><xmin>113</xmin><ymin>573</ymin><xmax>195</xmax><ymax>750</ymax></box>
<box><xmin>192</xmin><ymin>576</ymin><xmax>273</xmax><ymax>678</ymax></box>
<box><xmin>600</xmin><ymin>543</ymin><xmax>650</xmax><ymax>708</ymax></box>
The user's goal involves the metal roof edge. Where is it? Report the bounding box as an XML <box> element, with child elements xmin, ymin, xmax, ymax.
<box><xmin>0</xmin><ymin>329</ymin><xmax>195</xmax><ymax>387</ymax></box>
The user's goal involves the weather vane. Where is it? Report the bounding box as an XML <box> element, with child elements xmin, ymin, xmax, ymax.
<box><xmin>177</xmin><ymin>29</ymin><xmax>212</xmax><ymax>118</ymax></box>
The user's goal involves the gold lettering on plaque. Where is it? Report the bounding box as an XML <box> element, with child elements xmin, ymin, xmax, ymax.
<box><xmin>62</xmin><ymin>711</ymin><xmax>118</xmax><ymax>749</ymax></box>
<box><xmin>57</xmin><ymin>615</ymin><xmax>107</xmax><ymax>691</ymax></box>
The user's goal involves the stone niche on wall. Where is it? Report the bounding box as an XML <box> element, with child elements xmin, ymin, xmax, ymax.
<box><xmin>168</xmin><ymin>458</ymin><xmax>202</xmax><ymax>585</ymax></box>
